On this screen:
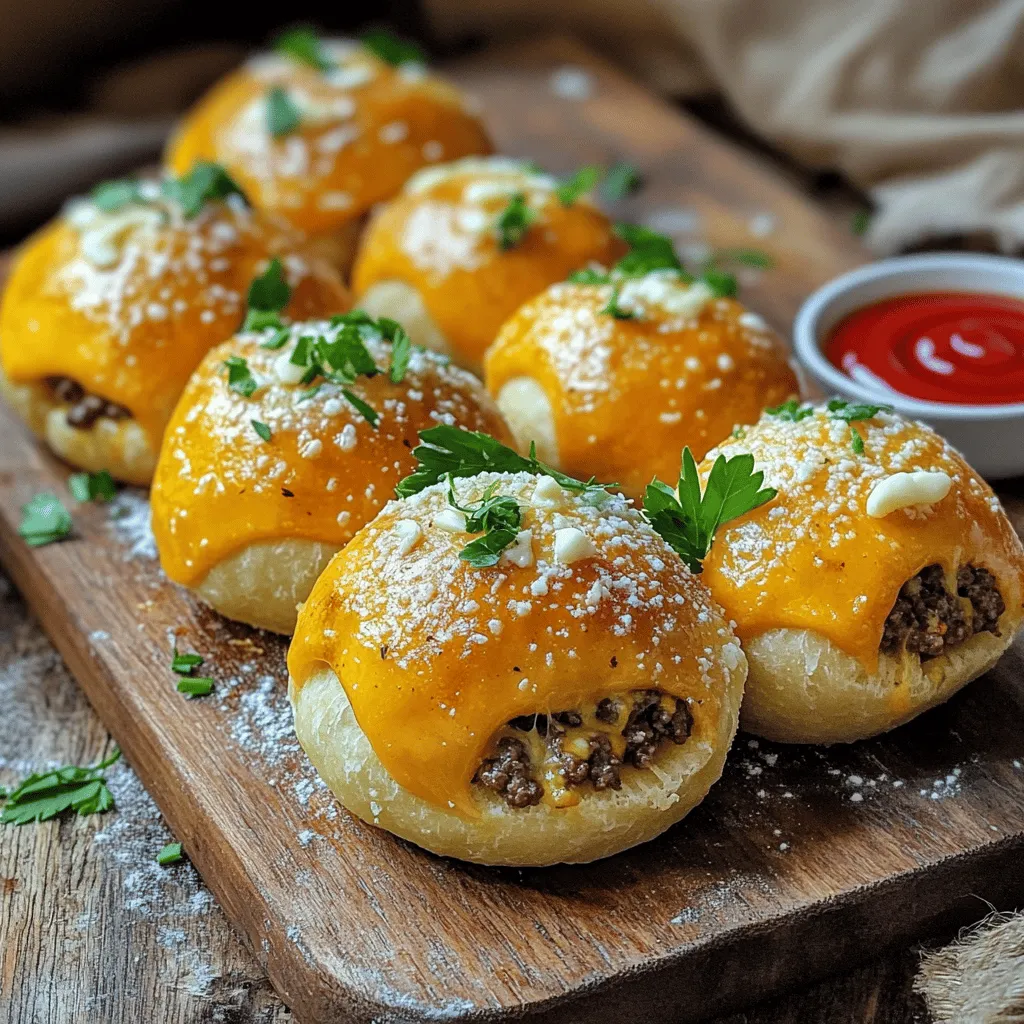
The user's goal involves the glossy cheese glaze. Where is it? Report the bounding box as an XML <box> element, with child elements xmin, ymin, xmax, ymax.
<box><xmin>351</xmin><ymin>158</ymin><xmax>626</xmax><ymax>370</ymax></box>
<box><xmin>0</xmin><ymin>199</ymin><xmax>347</xmax><ymax>449</ymax></box>
<box><xmin>167</xmin><ymin>43</ymin><xmax>492</xmax><ymax>239</ymax></box>
<box><xmin>288</xmin><ymin>472</ymin><xmax>745</xmax><ymax>815</ymax></box>
<box><xmin>701</xmin><ymin>407</ymin><xmax>1024</xmax><ymax>672</ymax></box>
<box><xmin>484</xmin><ymin>273</ymin><xmax>798</xmax><ymax>497</ymax></box>
<box><xmin>151</xmin><ymin>324</ymin><xmax>511</xmax><ymax>587</ymax></box>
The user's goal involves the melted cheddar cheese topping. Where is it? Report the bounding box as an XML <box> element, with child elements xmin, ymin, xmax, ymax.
<box><xmin>351</xmin><ymin>157</ymin><xmax>626</xmax><ymax>371</ymax></box>
<box><xmin>701</xmin><ymin>407</ymin><xmax>1024</xmax><ymax>672</ymax></box>
<box><xmin>167</xmin><ymin>42</ymin><xmax>492</xmax><ymax>239</ymax></box>
<box><xmin>0</xmin><ymin>191</ymin><xmax>348</xmax><ymax>449</ymax></box>
<box><xmin>151</xmin><ymin>323</ymin><xmax>511</xmax><ymax>588</ymax></box>
<box><xmin>288</xmin><ymin>472</ymin><xmax>745</xmax><ymax>815</ymax></box>
<box><xmin>484</xmin><ymin>272</ymin><xmax>798</xmax><ymax>498</ymax></box>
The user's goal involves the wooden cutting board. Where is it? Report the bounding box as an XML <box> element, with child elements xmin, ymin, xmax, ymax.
<box><xmin>2</xmin><ymin>34</ymin><xmax>1023</xmax><ymax>1024</ymax></box>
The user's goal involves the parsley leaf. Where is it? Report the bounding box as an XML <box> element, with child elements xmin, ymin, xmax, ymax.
<box><xmin>447</xmin><ymin>477</ymin><xmax>523</xmax><ymax>567</ymax></box>
<box><xmin>1</xmin><ymin>748</ymin><xmax>120</xmax><ymax>825</ymax></box>
<box><xmin>19</xmin><ymin>493</ymin><xmax>73</xmax><ymax>547</ymax></box>
<box><xmin>712</xmin><ymin>248</ymin><xmax>774</xmax><ymax>270</ymax></box>
<box><xmin>266</xmin><ymin>86</ymin><xmax>301</xmax><ymax>138</ymax></box>
<box><xmin>386</xmin><ymin>321</ymin><xmax>412</xmax><ymax>383</ymax></box>
<box><xmin>163</xmin><ymin>162</ymin><xmax>248</xmax><ymax>219</ymax></box>
<box><xmin>643</xmin><ymin>447</ymin><xmax>776</xmax><ymax>573</ymax></box>
<box><xmin>825</xmin><ymin>398</ymin><xmax>892</xmax><ymax>422</ymax></box>
<box><xmin>68</xmin><ymin>470</ymin><xmax>116</xmax><ymax>503</ymax></box>
<box><xmin>851</xmin><ymin>426</ymin><xmax>865</xmax><ymax>455</ymax></box>
<box><xmin>361</xmin><ymin>28</ymin><xmax>426</xmax><ymax>67</ymax></box>
<box><xmin>396</xmin><ymin>425</ymin><xmax>608</xmax><ymax>499</ymax></box>
<box><xmin>251</xmin><ymin>420</ymin><xmax>272</xmax><ymax>442</ymax></box>
<box><xmin>602</xmin><ymin>162</ymin><xmax>643</xmax><ymax>200</ymax></box>
<box><xmin>495</xmin><ymin>193</ymin><xmax>536</xmax><ymax>251</ymax></box>
<box><xmin>260</xmin><ymin>326</ymin><xmax>291</xmax><ymax>350</ymax></box>
<box><xmin>157</xmin><ymin>841</ymin><xmax>184</xmax><ymax>866</ymax></box>
<box><xmin>612</xmin><ymin>223</ymin><xmax>683</xmax><ymax>277</ymax></box>
<box><xmin>568</xmin><ymin>266</ymin><xmax>611</xmax><ymax>285</ymax></box>
<box><xmin>92</xmin><ymin>178</ymin><xmax>145</xmax><ymax>213</ymax></box>
<box><xmin>765</xmin><ymin>399</ymin><xmax>814</xmax><ymax>422</ymax></box>
<box><xmin>342</xmin><ymin>389</ymin><xmax>379</xmax><ymax>427</ymax></box>
<box><xmin>243</xmin><ymin>258</ymin><xmax>291</xmax><ymax>331</ymax></box>
<box><xmin>275</xmin><ymin>26</ymin><xmax>334</xmax><ymax>72</ymax></box>
<box><xmin>177</xmin><ymin>677</ymin><xmax>214</xmax><ymax>697</ymax></box>
<box><xmin>224</xmin><ymin>356</ymin><xmax>259</xmax><ymax>398</ymax></box>
<box><xmin>171</xmin><ymin>650</ymin><xmax>204</xmax><ymax>674</ymax></box>
<box><xmin>699</xmin><ymin>268</ymin><xmax>738</xmax><ymax>298</ymax></box>
<box><xmin>600</xmin><ymin>285</ymin><xmax>636</xmax><ymax>320</ymax></box>
<box><xmin>556</xmin><ymin>165</ymin><xmax>602</xmax><ymax>207</ymax></box>
<box><xmin>851</xmin><ymin>209</ymin><xmax>871</xmax><ymax>236</ymax></box>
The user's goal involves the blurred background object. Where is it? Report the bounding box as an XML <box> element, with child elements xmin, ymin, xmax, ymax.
<box><xmin>2</xmin><ymin>0</ymin><xmax>1024</xmax><ymax>255</ymax></box>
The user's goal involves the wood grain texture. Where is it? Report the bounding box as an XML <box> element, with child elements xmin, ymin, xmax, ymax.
<box><xmin>1</xmin><ymin>34</ymin><xmax>1023</xmax><ymax>1024</ymax></box>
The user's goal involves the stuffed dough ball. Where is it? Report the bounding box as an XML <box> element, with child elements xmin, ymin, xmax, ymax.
<box><xmin>351</xmin><ymin>157</ymin><xmax>626</xmax><ymax>374</ymax></box>
<box><xmin>484</xmin><ymin>268</ymin><xmax>798</xmax><ymax>499</ymax></box>
<box><xmin>700</xmin><ymin>402</ymin><xmax>1024</xmax><ymax>744</ymax></box>
<box><xmin>288</xmin><ymin>470</ymin><xmax>746</xmax><ymax>866</ymax></box>
<box><xmin>0</xmin><ymin>170</ymin><xmax>347</xmax><ymax>485</ymax></box>
<box><xmin>166</xmin><ymin>30</ymin><xmax>491</xmax><ymax>273</ymax></box>
<box><xmin>150</xmin><ymin>317</ymin><xmax>511</xmax><ymax>634</ymax></box>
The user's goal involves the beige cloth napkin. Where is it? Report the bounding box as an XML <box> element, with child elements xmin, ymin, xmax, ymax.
<box><xmin>425</xmin><ymin>0</ymin><xmax>1024</xmax><ymax>254</ymax></box>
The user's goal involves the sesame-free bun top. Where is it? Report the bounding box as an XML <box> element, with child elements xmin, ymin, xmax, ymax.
<box><xmin>701</xmin><ymin>404</ymin><xmax>1024</xmax><ymax>674</ymax></box>
<box><xmin>288</xmin><ymin>471</ymin><xmax>745</xmax><ymax>818</ymax></box>
<box><xmin>350</xmin><ymin>157</ymin><xmax>626</xmax><ymax>372</ymax></box>
<box><xmin>484</xmin><ymin>271</ymin><xmax>798</xmax><ymax>498</ymax></box>
<box><xmin>151</xmin><ymin>321</ymin><xmax>511</xmax><ymax>592</ymax></box>
<box><xmin>0</xmin><ymin>182</ymin><xmax>348</xmax><ymax>454</ymax></box>
<box><xmin>166</xmin><ymin>39</ymin><xmax>492</xmax><ymax>241</ymax></box>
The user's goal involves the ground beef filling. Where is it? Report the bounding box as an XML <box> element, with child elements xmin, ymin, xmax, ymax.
<box><xmin>880</xmin><ymin>564</ymin><xmax>1004</xmax><ymax>658</ymax></box>
<box><xmin>46</xmin><ymin>377</ymin><xmax>131</xmax><ymax>429</ymax></box>
<box><xmin>474</xmin><ymin>690</ymin><xmax>694</xmax><ymax>808</ymax></box>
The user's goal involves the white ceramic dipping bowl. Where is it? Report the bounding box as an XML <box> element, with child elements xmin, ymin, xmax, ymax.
<box><xmin>793</xmin><ymin>253</ymin><xmax>1024</xmax><ymax>479</ymax></box>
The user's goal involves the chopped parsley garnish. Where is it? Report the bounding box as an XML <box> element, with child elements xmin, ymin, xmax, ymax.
<box><xmin>342</xmin><ymin>389</ymin><xmax>379</xmax><ymax>426</ymax></box>
<box><xmin>361</xmin><ymin>27</ymin><xmax>426</xmax><ymax>67</ymax></box>
<box><xmin>19</xmin><ymin>493</ymin><xmax>73</xmax><ymax>547</ymax></box>
<box><xmin>600</xmin><ymin>285</ymin><xmax>635</xmax><ymax>320</ymax></box>
<box><xmin>602</xmin><ymin>162</ymin><xmax>643</xmax><ymax>200</ymax></box>
<box><xmin>851</xmin><ymin>210</ymin><xmax>871</xmax><ymax>236</ymax></box>
<box><xmin>171</xmin><ymin>649</ymin><xmax>204</xmax><ymax>674</ymax></box>
<box><xmin>157</xmin><ymin>841</ymin><xmax>184</xmax><ymax>866</ymax></box>
<box><xmin>699</xmin><ymin>268</ymin><xmax>738</xmax><ymax>298</ymax></box>
<box><xmin>163</xmin><ymin>162</ymin><xmax>248</xmax><ymax>219</ymax></box>
<box><xmin>385</xmin><ymin>320</ymin><xmax>412</xmax><ymax>383</ymax></box>
<box><xmin>266</xmin><ymin>85</ymin><xmax>301</xmax><ymax>138</ymax></box>
<box><xmin>260</xmin><ymin>326</ymin><xmax>291</xmax><ymax>350</ymax></box>
<box><xmin>568</xmin><ymin>266</ymin><xmax>611</xmax><ymax>285</ymax></box>
<box><xmin>396</xmin><ymin>425</ymin><xmax>608</xmax><ymax>499</ymax></box>
<box><xmin>1</xmin><ymin>748</ymin><xmax>120</xmax><ymax>825</ymax></box>
<box><xmin>495</xmin><ymin>193</ymin><xmax>536</xmax><ymax>251</ymax></box>
<box><xmin>765</xmin><ymin>399</ymin><xmax>814</xmax><ymax>422</ymax></box>
<box><xmin>224</xmin><ymin>356</ymin><xmax>259</xmax><ymax>398</ymax></box>
<box><xmin>92</xmin><ymin>177</ymin><xmax>146</xmax><ymax>213</ymax></box>
<box><xmin>177</xmin><ymin>677</ymin><xmax>214</xmax><ymax>697</ymax></box>
<box><xmin>69</xmin><ymin>470</ymin><xmax>116</xmax><ymax>503</ymax></box>
<box><xmin>447</xmin><ymin>477</ymin><xmax>523</xmax><ymax>567</ymax></box>
<box><xmin>850</xmin><ymin>426</ymin><xmax>865</xmax><ymax>455</ymax></box>
<box><xmin>612</xmin><ymin>223</ymin><xmax>683</xmax><ymax>276</ymax></box>
<box><xmin>643</xmin><ymin>447</ymin><xmax>776</xmax><ymax>574</ymax></box>
<box><xmin>825</xmin><ymin>398</ymin><xmax>892</xmax><ymax>422</ymax></box>
<box><xmin>251</xmin><ymin>420</ymin><xmax>272</xmax><ymax>442</ymax></box>
<box><xmin>556</xmin><ymin>165</ymin><xmax>602</xmax><ymax>207</ymax></box>
<box><xmin>243</xmin><ymin>258</ymin><xmax>291</xmax><ymax>331</ymax></box>
<box><xmin>275</xmin><ymin>26</ymin><xmax>334</xmax><ymax>72</ymax></box>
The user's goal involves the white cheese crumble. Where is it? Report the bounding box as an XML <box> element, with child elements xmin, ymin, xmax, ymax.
<box><xmin>553</xmin><ymin>527</ymin><xmax>598</xmax><ymax>565</ymax></box>
<box><xmin>501</xmin><ymin>530</ymin><xmax>534</xmax><ymax>567</ymax></box>
<box><xmin>866</xmin><ymin>471</ymin><xmax>952</xmax><ymax>518</ymax></box>
<box><xmin>532</xmin><ymin>476</ymin><xmax>564</xmax><ymax>507</ymax></box>
<box><xmin>394</xmin><ymin>519</ymin><xmax>423</xmax><ymax>555</ymax></box>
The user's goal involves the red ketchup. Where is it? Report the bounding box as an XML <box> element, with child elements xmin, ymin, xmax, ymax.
<box><xmin>825</xmin><ymin>291</ymin><xmax>1024</xmax><ymax>405</ymax></box>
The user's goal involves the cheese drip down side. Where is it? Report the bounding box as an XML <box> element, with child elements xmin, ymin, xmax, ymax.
<box><xmin>699</xmin><ymin>406</ymin><xmax>1024</xmax><ymax>672</ymax></box>
<box><xmin>0</xmin><ymin>201</ymin><xmax>348</xmax><ymax>450</ymax></box>
<box><xmin>288</xmin><ymin>472</ymin><xmax>746</xmax><ymax>816</ymax></box>
<box><xmin>151</xmin><ymin>324</ymin><xmax>512</xmax><ymax>589</ymax></box>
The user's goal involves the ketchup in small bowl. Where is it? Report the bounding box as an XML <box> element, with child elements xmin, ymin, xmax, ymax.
<box><xmin>825</xmin><ymin>292</ymin><xmax>1024</xmax><ymax>405</ymax></box>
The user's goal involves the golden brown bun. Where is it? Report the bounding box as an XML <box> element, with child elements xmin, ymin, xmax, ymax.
<box><xmin>150</xmin><ymin>320</ymin><xmax>512</xmax><ymax>634</ymax></box>
<box><xmin>287</xmin><ymin>471</ymin><xmax>746</xmax><ymax>865</ymax></box>
<box><xmin>700</xmin><ymin>404</ymin><xmax>1024</xmax><ymax>743</ymax></box>
<box><xmin>484</xmin><ymin>272</ymin><xmax>798</xmax><ymax>498</ymax></box>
